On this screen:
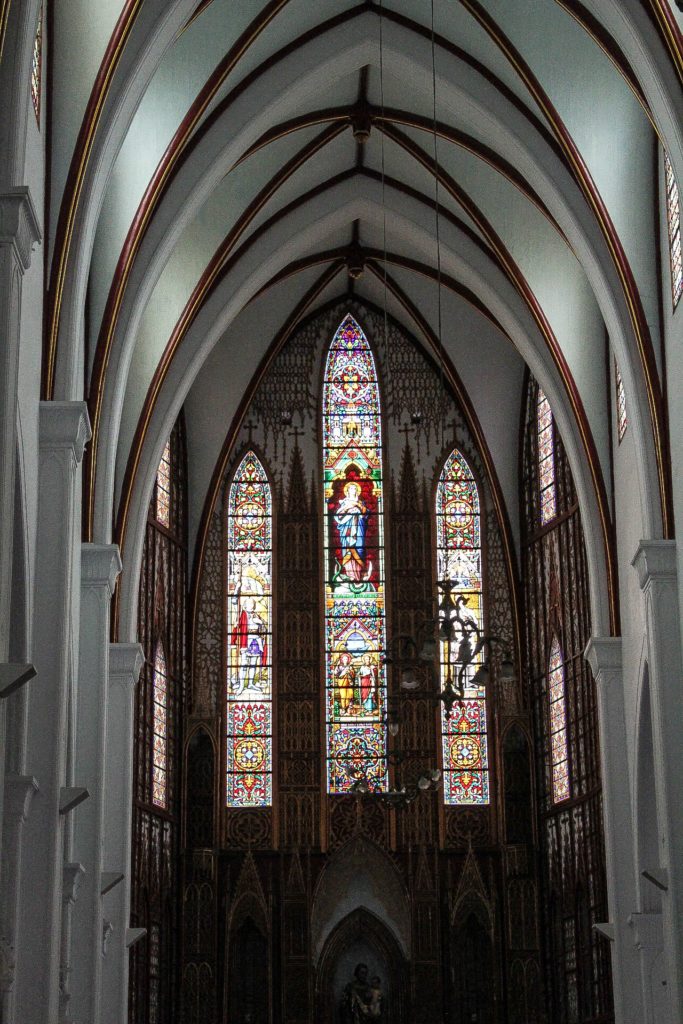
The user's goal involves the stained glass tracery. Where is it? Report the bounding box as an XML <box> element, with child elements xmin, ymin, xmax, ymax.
<box><xmin>156</xmin><ymin>440</ymin><xmax>171</xmax><ymax>527</ymax></box>
<box><xmin>226</xmin><ymin>451</ymin><xmax>272</xmax><ymax>807</ymax></box>
<box><xmin>665</xmin><ymin>151</ymin><xmax>682</xmax><ymax>308</ymax></box>
<box><xmin>151</xmin><ymin>642</ymin><xmax>168</xmax><ymax>809</ymax></box>
<box><xmin>548</xmin><ymin>636</ymin><xmax>570</xmax><ymax>803</ymax></box>
<box><xmin>615</xmin><ymin>361</ymin><xmax>627</xmax><ymax>442</ymax></box>
<box><xmin>30</xmin><ymin>6</ymin><xmax>42</xmax><ymax>125</ymax></box>
<box><xmin>436</xmin><ymin>450</ymin><xmax>489</xmax><ymax>805</ymax></box>
<box><xmin>537</xmin><ymin>388</ymin><xmax>557</xmax><ymax>525</ymax></box>
<box><xmin>323</xmin><ymin>315</ymin><xmax>387</xmax><ymax>793</ymax></box>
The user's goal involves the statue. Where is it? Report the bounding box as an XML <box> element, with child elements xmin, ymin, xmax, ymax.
<box><xmin>340</xmin><ymin>963</ymin><xmax>384</xmax><ymax>1021</ymax></box>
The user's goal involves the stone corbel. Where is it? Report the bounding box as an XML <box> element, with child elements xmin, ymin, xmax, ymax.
<box><xmin>59</xmin><ymin>787</ymin><xmax>89</xmax><ymax>815</ymax></box>
<box><xmin>125</xmin><ymin>928</ymin><xmax>146</xmax><ymax>948</ymax></box>
<box><xmin>62</xmin><ymin>864</ymin><xmax>86</xmax><ymax>907</ymax></box>
<box><xmin>4</xmin><ymin>774</ymin><xmax>38</xmax><ymax>824</ymax></box>
<box><xmin>102</xmin><ymin>920</ymin><xmax>114</xmax><ymax>958</ymax></box>
<box><xmin>108</xmin><ymin>643</ymin><xmax>145</xmax><ymax>689</ymax></box>
<box><xmin>39</xmin><ymin>402</ymin><xmax>91</xmax><ymax>467</ymax></box>
<box><xmin>594</xmin><ymin>922</ymin><xmax>615</xmax><ymax>941</ymax></box>
<box><xmin>0</xmin><ymin>663</ymin><xmax>36</xmax><ymax>698</ymax></box>
<box><xmin>0</xmin><ymin>188</ymin><xmax>41</xmax><ymax>270</ymax></box>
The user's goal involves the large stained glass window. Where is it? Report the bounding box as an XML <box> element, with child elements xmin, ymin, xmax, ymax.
<box><xmin>665</xmin><ymin>151</ymin><xmax>682</xmax><ymax>308</ymax></box>
<box><xmin>151</xmin><ymin>642</ymin><xmax>168</xmax><ymax>809</ymax></box>
<box><xmin>226</xmin><ymin>451</ymin><xmax>272</xmax><ymax>807</ymax></box>
<box><xmin>155</xmin><ymin>440</ymin><xmax>171</xmax><ymax>527</ymax></box>
<box><xmin>548</xmin><ymin>635</ymin><xmax>570</xmax><ymax>803</ymax></box>
<box><xmin>323</xmin><ymin>315</ymin><xmax>388</xmax><ymax>793</ymax></box>
<box><xmin>30</xmin><ymin>6</ymin><xmax>42</xmax><ymax>125</ymax></box>
<box><xmin>436</xmin><ymin>450</ymin><xmax>489</xmax><ymax>804</ymax></box>
<box><xmin>537</xmin><ymin>388</ymin><xmax>557</xmax><ymax>525</ymax></box>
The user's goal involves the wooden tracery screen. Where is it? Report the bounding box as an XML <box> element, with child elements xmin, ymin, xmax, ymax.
<box><xmin>521</xmin><ymin>376</ymin><xmax>613</xmax><ymax>1023</ymax></box>
<box><xmin>129</xmin><ymin>416</ymin><xmax>188</xmax><ymax>1024</ymax></box>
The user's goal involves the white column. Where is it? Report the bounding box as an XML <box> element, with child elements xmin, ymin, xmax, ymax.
<box><xmin>0</xmin><ymin>187</ymin><xmax>40</xmax><ymax>661</ymax></box>
<box><xmin>14</xmin><ymin>401</ymin><xmax>91</xmax><ymax>1024</ymax></box>
<box><xmin>101</xmin><ymin>642</ymin><xmax>144</xmax><ymax>1024</ymax></box>
<box><xmin>629</xmin><ymin>911</ymin><xmax>672</xmax><ymax>1024</ymax></box>
<box><xmin>69</xmin><ymin>545</ymin><xmax>122</xmax><ymax>1024</ymax></box>
<box><xmin>632</xmin><ymin>540</ymin><xmax>683</xmax><ymax>1022</ymax></box>
<box><xmin>584</xmin><ymin>637</ymin><xmax>645</xmax><ymax>1024</ymax></box>
<box><xmin>0</xmin><ymin>773</ymin><xmax>38</xmax><ymax>1021</ymax></box>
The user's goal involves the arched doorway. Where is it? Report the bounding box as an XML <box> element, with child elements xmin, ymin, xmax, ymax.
<box><xmin>316</xmin><ymin>908</ymin><xmax>408</xmax><ymax>1024</ymax></box>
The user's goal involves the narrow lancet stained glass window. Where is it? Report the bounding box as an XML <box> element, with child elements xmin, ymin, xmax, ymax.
<box><xmin>156</xmin><ymin>440</ymin><xmax>171</xmax><ymax>527</ymax></box>
<box><xmin>615</xmin><ymin>361</ymin><xmax>627</xmax><ymax>442</ymax></box>
<box><xmin>226</xmin><ymin>452</ymin><xmax>272</xmax><ymax>807</ymax></box>
<box><xmin>665</xmin><ymin>152</ymin><xmax>682</xmax><ymax>308</ymax></box>
<box><xmin>151</xmin><ymin>642</ymin><xmax>168</xmax><ymax>808</ymax></box>
<box><xmin>30</xmin><ymin>6</ymin><xmax>42</xmax><ymax>125</ymax></box>
<box><xmin>323</xmin><ymin>315</ymin><xmax>388</xmax><ymax>793</ymax></box>
<box><xmin>436</xmin><ymin>451</ymin><xmax>489</xmax><ymax>804</ymax></box>
<box><xmin>537</xmin><ymin>388</ymin><xmax>557</xmax><ymax>525</ymax></box>
<box><xmin>548</xmin><ymin>636</ymin><xmax>570</xmax><ymax>803</ymax></box>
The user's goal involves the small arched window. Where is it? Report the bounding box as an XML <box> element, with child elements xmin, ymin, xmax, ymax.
<box><xmin>537</xmin><ymin>388</ymin><xmax>557</xmax><ymax>525</ymax></box>
<box><xmin>664</xmin><ymin>151</ymin><xmax>682</xmax><ymax>308</ymax></box>
<box><xmin>548</xmin><ymin>635</ymin><xmax>570</xmax><ymax>803</ymax></box>
<box><xmin>151</xmin><ymin>641</ymin><xmax>168</xmax><ymax>808</ymax></box>
<box><xmin>155</xmin><ymin>440</ymin><xmax>172</xmax><ymax>527</ymax></box>
<box><xmin>436</xmin><ymin>449</ymin><xmax>489</xmax><ymax>805</ymax></box>
<box><xmin>30</xmin><ymin>6</ymin><xmax>43</xmax><ymax>125</ymax></box>
<box><xmin>226</xmin><ymin>451</ymin><xmax>273</xmax><ymax>807</ymax></box>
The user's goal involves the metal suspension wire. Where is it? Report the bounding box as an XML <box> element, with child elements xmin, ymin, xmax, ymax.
<box><xmin>379</xmin><ymin>0</ymin><xmax>389</xmax><ymax>351</ymax></box>
<box><xmin>430</xmin><ymin>0</ymin><xmax>446</xmax><ymax>451</ymax></box>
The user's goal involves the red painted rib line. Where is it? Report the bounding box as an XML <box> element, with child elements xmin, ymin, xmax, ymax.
<box><xmin>459</xmin><ymin>0</ymin><xmax>672</xmax><ymax>543</ymax></box>
<box><xmin>646</xmin><ymin>0</ymin><xmax>683</xmax><ymax>84</ymax></box>
<box><xmin>44</xmin><ymin>0</ymin><xmax>144</xmax><ymax>399</ymax></box>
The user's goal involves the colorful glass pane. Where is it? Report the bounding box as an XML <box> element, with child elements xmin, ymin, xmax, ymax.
<box><xmin>30</xmin><ymin>7</ymin><xmax>42</xmax><ymax>125</ymax></box>
<box><xmin>436</xmin><ymin>450</ymin><xmax>488</xmax><ymax>805</ymax></box>
<box><xmin>156</xmin><ymin>440</ymin><xmax>171</xmax><ymax>527</ymax></box>
<box><xmin>537</xmin><ymin>388</ymin><xmax>556</xmax><ymax>525</ymax></box>
<box><xmin>665</xmin><ymin>152</ymin><xmax>682</xmax><ymax>308</ymax></box>
<box><xmin>615</xmin><ymin>360</ymin><xmax>627</xmax><ymax>442</ymax></box>
<box><xmin>226</xmin><ymin>451</ymin><xmax>272</xmax><ymax>806</ymax></box>
<box><xmin>548</xmin><ymin>636</ymin><xmax>570</xmax><ymax>803</ymax></box>
<box><xmin>323</xmin><ymin>315</ymin><xmax>387</xmax><ymax>793</ymax></box>
<box><xmin>151</xmin><ymin>642</ymin><xmax>168</xmax><ymax>809</ymax></box>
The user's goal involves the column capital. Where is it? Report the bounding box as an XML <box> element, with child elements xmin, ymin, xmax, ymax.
<box><xmin>39</xmin><ymin>402</ymin><xmax>91</xmax><ymax>465</ymax></box>
<box><xmin>632</xmin><ymin>540</ymin><xmax>677</xmax><ymax>591</ymax></box>
<box><xmin>0</xmin><ymin>187</ymin><xmax>41</xmax><ymax>270</ymax></box>
<box><xmin>4</xmin><ymin>774</ymin><xmax>39</xmax><ymax>824</ymax></box>
<box><xmin>585</xmin><ymin>636</ymin><xmax>622</xmax><ymax>679</ymax></box>
<box><xmin>81</xmin><ymin>544</ymin><xmax>122</xmax><ymax>597</ymax></box>
<box><xmin>108</xmin><ymin>643</ymin><xmax>145</xmax><ymax>688</ymax></box>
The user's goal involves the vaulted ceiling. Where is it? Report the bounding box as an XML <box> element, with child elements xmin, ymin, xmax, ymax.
<box><xmin>42</xmin><ymin>0</ymin><xmax>683</xmax><ymax>638</ymax></box>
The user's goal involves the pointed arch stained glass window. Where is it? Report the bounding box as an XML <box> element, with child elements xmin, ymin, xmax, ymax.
<box><xmin>548</xmin><ymin>635</ymin><xmax>570</xmax><ymax>803</ymax></box>
<box><xmin>665</xmin><ymin>151</ymin><xmax>682</xmax><ymax>308</ymax></box>
<box><xmin>30</xmin><ymin>6</ymin><xmax>42</xmax><ymax>125</ymax></box>
<box><xmin>323</xmin><ymin>315</ymin><xmax>388</xmax><ymax>793</ymax></box>
<box><xmin>155</xmin><ymin>440</ymin><xmax>171</xmax><ymax>527</ymax></box>
<box><xmin>226</xmin><ymin>451</ymin><xmax>272</xmax><ymax>807</ymax></box>
<box><xmin>152</xmin><ymin>641</ymin><xmax>168</xmax><ymax>808</ymax></box>
<box><xmin>537</xmin><ymin>388</ymin><xmax>557</xmax><ymax>525</ymax></box>
<box><xmin>436</xmin><ymin>450</ymin><xmax>489</xmax><ymax>804</ymax></box>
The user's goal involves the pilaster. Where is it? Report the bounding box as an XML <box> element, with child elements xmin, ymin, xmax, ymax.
<box><xmin>629</xmin><ymin>912</ymin><xmax>672</xmax><ymax>1024</ymax></box>
<box><xmin>632</xmin><ymin>540</ymin><xmax>683</xmax><ymax>1022</ymax></box>
<box><xmin>584</xmin><ymin>637</ymin><xmax>644</xmax><ymax>1024</ymax></box>
<box><xmin>0</xmin><ymin>774</ymin><xmax>38</xmax><ymax>1022</ymax></box>
<box><xmin>101</xmin><ymin>642</ymin><xmax>144</xmax><ymax>1024</ymax></box>
<box><xmin>69</xmin><ymin>545</ymin><xmax>122</xmax><ymax>1024</ymax></box>
<box><xmin>14</xmin><ymin>402</ymin><xmax>90</xmax><ymax>1024</ymax></box>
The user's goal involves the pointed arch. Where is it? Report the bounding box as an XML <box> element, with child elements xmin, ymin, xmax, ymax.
<box><xmin>548</xmin><ymin>634</ymin><xmax>570</xmax><ymax>804</ymax></box>
<box><xmin>322</xmin><ymin>314</ymin><xmax>388</xmax><ymax>794</ymax></box>
<box><xmin>225</xmin><ymin>450</ymin><xmax>273</xmax><ymax>807</ymax></box>
<box><xmin>664</xmin><ymin>150</ymin><xmax>682</xmax><ymax>308</ymax></box>
<box><xmin>435</xmin><ymin>448</ymin><xmax>488</xmax><ymax>805</ymax></box>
